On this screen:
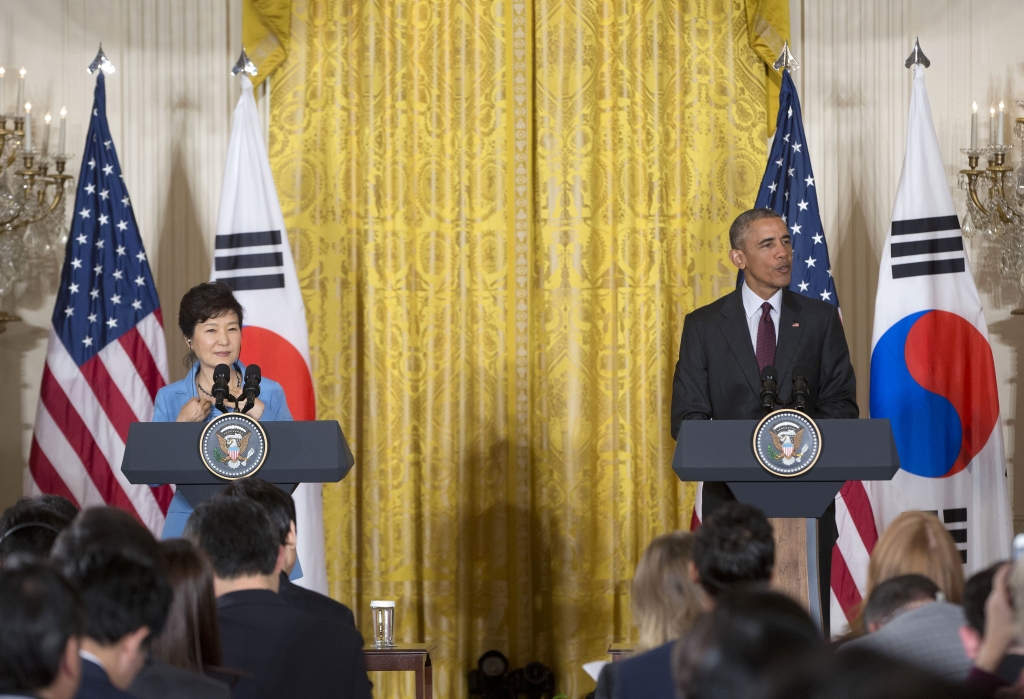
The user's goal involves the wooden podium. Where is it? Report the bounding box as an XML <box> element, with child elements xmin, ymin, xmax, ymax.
<box><xmin>673</xmin><ymin>418</ymin><xmax>900</xmax><ymax>629</ymax></box>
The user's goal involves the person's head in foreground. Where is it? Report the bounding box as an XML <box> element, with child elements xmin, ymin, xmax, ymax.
<box><xmin>184</xmin><ymin>496</ymin><xmax>284</xmax><ymax>596</ymax></box>
<box><xmin>862</xmin><ymin>574</ymin><xmax>941</xmax><ymax>634</ymax></box>
<box><xmin>219</xmin><ymin>478</ymin><xmax>298</xmax><ymax>575</ymax></box>
<box><xmin>959</xmin><ymin>561</ymin><xmax>1010</xmax><ymax>660</ymax></box>
<box><xmin>759</xmin><ymin>646</ymin><xmax>983</xmax><ymax>699</ymax></box>
<box><xmin>673</xmin><ymin>589</ymin><xmax>820</xmax><ymax>699</ymax></box>
<box><xmin>0</xmin><ymin>495</ymin><xmax>79</xmax><ymax>563</ymax></box>
<box><xmin>692</xmin><ymin>502</ymin><xmax>774</xmax><ymax>599</ymax></box>
<box><xmin>728</xmin><ymin>208</ymin><xmax>791</xmax><ymax>299</ymax></box>
<box><xmin>147</xmin><ymin>538</ymin><xmax>223</xmax><ymax>674</ymax></box>
<box><xmin>630</xmin><ymin>531</ymin><xmax>705</xmax><ymax>652</ymax></box>
<box><xmin>0</xmin><ymin>559</ymin><xmax>83</xmax><ymax>699</ymax></box>
<box><xmin>49</xmin><ymin>507</ymin><xmax>171</xmax><ymax>690</ymax></box>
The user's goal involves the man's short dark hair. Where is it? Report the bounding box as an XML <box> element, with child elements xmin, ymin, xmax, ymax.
<box><xmin>220</xmin><ymin>478</ymin><xmax>296</xmax><ymax>545</ymax></box>
<box><xmin>50</xmin><ymin>507</ymin><xmax>170</xmax><ymax>644</ymax></box>
<box><xmin>729</xmin><ymin>208</ymin><xmax>784</xmax><ymax>250</ymax></box>
<box><xmin>963</xmin><ymin>562</ymin><xmax>1007</xmax><ymax>635</ymax></box>
<box><xmin>0</xmin><ymin>496</ymin><xmax>79</xmax><ymax>562</ymax></box>
<box><xmin>185</xmin><ymin>497</ymin><xmax>279</xmax><ymax>579</ymax></box>
<box><xmin>693</xmin><ymin>503</ymin><xmax>774</xmax><ymax>597</ymax></box>
<box><xmin>863</xmin><ymin>574</ymin><xmax>939</xmax><ymax>630</ymax></box>
<box><xmin>0</xmin><ymin>560</ymin><xmax>82</xmax><ymax>694</ymax></box>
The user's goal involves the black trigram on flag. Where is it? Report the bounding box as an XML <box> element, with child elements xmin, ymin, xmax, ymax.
<box><xmin>890</xmin><ymin>215</ymin><xmax>965</xmax><ymax>280</ymax></box>
<box><xmin>925</xmin><ymin>508</ymin><xmax>968</xmax><ymax>564</ymax></box>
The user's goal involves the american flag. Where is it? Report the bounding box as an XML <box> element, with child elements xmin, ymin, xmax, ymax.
<box><xmin>754</xmin><ymin>69</ymin><xmax>877</xmax><ymax>635</ymax></box>
<box><xmin>28</xmin><ymin>73</ymin><xmax>172</xmax><ymax>532</ymax></box>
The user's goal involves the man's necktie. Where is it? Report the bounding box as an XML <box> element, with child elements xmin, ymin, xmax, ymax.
<box><xmin>755</xmin><ymin>301</ymin><xmax>776</xmax><ymax>373</ymax></box>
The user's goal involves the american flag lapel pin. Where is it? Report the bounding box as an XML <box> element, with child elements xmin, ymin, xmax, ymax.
<box><xmin>792</xmin><ymin>322</ymin><xmax>800</xmax><ymax>327</ymax></box>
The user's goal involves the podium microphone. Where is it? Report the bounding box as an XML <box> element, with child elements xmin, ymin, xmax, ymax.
<box><xmin>792</xmin><ymin>375</ymin><xmax>809</xmax><ymax>413</ymax></box>
<box><xmin>241</xmin><ymin>364</ymin><xmax>262</xmax><ymax>414</ymax></box>
<box><xmin>760</xmin><ymin>365</ymin><xmax>778</xmax><ymax>413</ymax></box>
<box><xmin>212</xmin><ymin>364</ymin><xmax>231</xmax><ymax>413</ymax></box>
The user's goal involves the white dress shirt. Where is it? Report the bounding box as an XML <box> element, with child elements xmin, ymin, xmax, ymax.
<box><xmin>741</xmin><ymin>282</ymin><xmax>782</xmax><ymax>351</ymax></box>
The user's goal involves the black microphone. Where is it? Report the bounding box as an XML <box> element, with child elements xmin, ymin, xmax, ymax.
<box><xmin>792</xmin><ymin>375</ymin><xmax>809</xmax><ymax>412</ymax></box>
<box><xmin>241</xmin><ymin>364</ymin><xmax>262</xmax><ymax>414</ymax></box>
<box><xmin>760</xmin><ymin>365</ymin><xmax>778</xmax><ymax>413</ymax></box>
<box><xmin>212</xmin><ymin>364</ymin><xmax>231</xmax><ymax>413</ymax></box>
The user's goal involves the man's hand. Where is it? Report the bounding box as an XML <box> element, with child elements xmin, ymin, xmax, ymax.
<box><xmin>975</xmin><ymin>564</ymin><xmax>1016</xmax><ymax>674</ymax></box>
<box><xmin>176</xmin><ymin>397</ymin><xmax>211</xmax><ymax>423</ymax></box>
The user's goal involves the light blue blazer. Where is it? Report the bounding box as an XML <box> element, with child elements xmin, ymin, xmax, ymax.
<box><xmin>153</xmin><ymin>361</ymin><xmax>293</xmax><ymax>542</ymax></box>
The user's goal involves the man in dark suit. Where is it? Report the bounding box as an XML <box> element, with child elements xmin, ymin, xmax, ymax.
<box><xmin>186</xmin><ymin>497</ymin><xmax>371</xmax><ymax>699</ymax></box>
<box><xmin>671</xmin><ymin>207</ymin><xmax>858</xmax><ymax>625</ymax></box>
<box><xmin>220</xmin><ymin>477</ymin><xmax>356</xmax><ymax>627</ymax></box>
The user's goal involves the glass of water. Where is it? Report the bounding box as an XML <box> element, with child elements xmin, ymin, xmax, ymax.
<box><xmin>370</xmin><ymin>600</ymin><xmax>395</xmax><ymax>647</ymax></box>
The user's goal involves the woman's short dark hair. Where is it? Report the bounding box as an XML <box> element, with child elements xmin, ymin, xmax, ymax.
<box><xmin>177</xmin><ymin>282</ymin><xmax>245</xmax><ymax>367</ymax></box>
<box><xmin>149</xmin><ymin>539</ymin><xmax>223</xmax><ymax>673</ymax></box>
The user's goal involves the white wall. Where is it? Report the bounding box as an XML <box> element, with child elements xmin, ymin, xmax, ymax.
<box><xmin>790</xmin><ymin>0</ymin><xmax>1024</xmax><ymax>529</ymax></box>
<box><xmin>0</xmin><ymin>0</ymin><xmax>242</xmax><ymax>508</ymax></box>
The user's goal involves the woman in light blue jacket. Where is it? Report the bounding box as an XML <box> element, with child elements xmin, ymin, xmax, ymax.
<box><xmin>154</xmin><ymin>282</ymin><xmax>292</xmax><ymax>539</ymax></box>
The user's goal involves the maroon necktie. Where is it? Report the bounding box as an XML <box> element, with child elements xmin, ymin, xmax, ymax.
<box><xmin>755</xmin><ymin>301</ymin><xmax>776</xmax><ymax>372</ymax></box>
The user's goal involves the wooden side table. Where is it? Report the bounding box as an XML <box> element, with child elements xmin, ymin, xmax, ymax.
<box><xmin>363</xmin><ymin>643</ymin><xmax>436</xmax><ymax>699</ymax></box>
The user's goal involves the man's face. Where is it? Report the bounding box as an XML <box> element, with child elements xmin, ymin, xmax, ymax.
<box><xmin>730</xmin><ymin>217</ymin><xmax>792</xmax><ymax>294</ymax></box>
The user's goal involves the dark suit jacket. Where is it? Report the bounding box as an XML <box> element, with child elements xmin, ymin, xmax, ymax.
<box><xmin>595</xmin><ymin>642</ymin><xmax>676</xmax><ymax>699</ymax></box>
<box><xmin>279</xmin><ymin>572</ymin><xmax>357</xmax><ymax>627</ymax></box>
<box><xmin>128</xmin><ymin>658</ymin><xmax>231</xmax><ymax>699</ymax></box>
<box><xmin>217</xmin><ymin>589</ymin><xmax>372</xmax><ymax>699</ymax></box>
<box><xmin>74</xmin><ymin>659</ymin><xmax>137</xmax><ymax>699</ymax></box>
<box><xmin>671</xmin><ymin>287</ymin><xmax>858</xmax><ymax>437</ymax></box>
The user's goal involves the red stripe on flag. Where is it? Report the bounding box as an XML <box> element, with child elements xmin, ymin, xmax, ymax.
<box><xmin>689</xmin><ymin>507</ymin><xmax>701</xmax><ymax>531</ymax></box>
<box><xmin>38</xmin><ymin>366</ymin><xmax>142</xmax><ymax>522</ymax></box>
<box><xmin>831</xmin><ymin>544</ymin><xmax>863</xmax><ymax>620</ymax></box>
<box><xmin>118</xmin><ymin>327</ymin><xmax>164</xmax><ymax>401</ymax></box>
<box><xmin>149</xmin><ymin>485</ymin><xmax>173</xmax><ymax>515</ymax></box>
<box><xmin>80</xmin><ymin>354</ymin><xmax>137</xmax><ymax>442</ymax></box>
<box><xmin>28</xmin><ymin>437</ymin><xmax>80</xmax><ymax>507</ymax></box>
<box><xmin>839</xmin><ymin>481</ymin><xmax>878</xmax><ymax>552</ymax></box>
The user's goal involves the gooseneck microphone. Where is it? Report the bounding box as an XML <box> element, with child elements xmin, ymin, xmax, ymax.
<box><xmin>212</xmin><ymin>363</ymin><xmax>231</xmax><ymax>413</ymax></box>
<box><xmin>759</xmin><ymin>365</ymin><xmax>779</xmax><ymax>414</ymax></box>
<box><xmin>791</xmin><ymin>375</ymin><xmax>809</xmax><ymax>413</ymax></box>
<box><xmin>241</xmin><ymin>364</ymin><xmax>262</xmax><ymax>414</ymax></box>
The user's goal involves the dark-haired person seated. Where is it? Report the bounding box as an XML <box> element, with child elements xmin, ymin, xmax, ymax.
<box><xmin>0</xmin><ymin>495</ymin><xmax>79</xmax><ymax>563</ymax></box>
<box><xmin>960</xmin><ymin>562</ymin><xmax>1024</xmax><ymax>688</ymax></box>
<box><xmin>50</xmin><ymin>508</ymin><xmax>172</xmax><ymax>699</ymax></box>
<box><xmin>185</xmin><ymin>497</ymin><xmax>371</xmax><ymax>699</ymax></box>
<box><xmin>841</xmin><ymin>573</ymin><xmax>971</xmax><ymax>682</ymax></box>
<box><xmin>154</xmin><ymin>282</ymin><xmax>293</xmax><ymax>540</ymax></box>
<box><xmin>0</xmin><ymin>560</ymin><xmax>83</xmax><ymax>699</ymax></box>
<box><xmin>129</xmin><ymin>540</ymin><xmax>231</xmax><ymax>699</ymax></box>
<box><xmin>220</xmin><ymin>478</ymin><xmax>356</xmax><ymax>627</ymax></box>
<box><xmin>604</xmin><ymin>503</ymin><xmax>775</xmax><ymax>699</ymax></box>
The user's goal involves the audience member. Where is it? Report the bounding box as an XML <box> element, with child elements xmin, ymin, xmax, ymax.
<box><xmin>760</xmin><ymin>646</ymin><xmax>983</xmax><ymax>699</ymax></box>
<box><xmin>674</xmin><ymin>589</ymin><xmax>821</xmax><ymax>699</ymax></box>
<box><xmin>965</xmin><ymin>562</ymin><xmax>1024</xmax><ymax>695</ymax></box>
<box><xmin>50</xmin><ymin>507</ymin><xmax>172</xmax><ymax>699</ymax></box>
<box><xmin>841</xmin><ymin>574</ymin><xmax>971</xmax><ymax>682</ymax></box>
<box><xmin>0</xmin><ymin>559</ymin><xmax>83</xmax><ymax>699</ymax></box>
<box><xmin>129</xmin><ymin>539</ymin><xmax>231</xmax><ymax>699</ymax></box>
<box><xmin>219</xmin><ymin>477</ymin><xmax>356</xmax><ymax>627</ymax></box>
<box><xmin>960</xmin><ymin>562</ymin><xmax>1024</xmax><ymax>685</ymax></box>
<box><xmin>603</xmin><ymin>504</ymin><xmax>775</xmax><ymax>699</ymax></box>
<box><xmin>185</xmin><ymin>497</ymin><xmax>372</xmax><ymax>699</ymax></box>
<box><xmin>0</xmin><ymin>495</ymin><xmax>79</xmax><ymax>563</ymax></box>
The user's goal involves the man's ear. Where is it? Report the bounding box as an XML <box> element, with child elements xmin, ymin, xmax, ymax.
<box><xmin>867</xmin><ymin>621</ymin><xmax>880</xmax><ymax>634</ymax></box>
<box><xmin>728</xmin><ymin>248</ymin><xmax>746</xmax><ymax>270</ymax></box>
<box><xmin>959</xmin><ymin>625</ymin><xmax>982</xmax><ymax>660</ymax></box>
<box><xmin>61</xmin><ymin>635</ymin><xmax>82</xmax><ymax>682</ymax></box>
<box><xmin>121</xmin><ymin>626</ymin><xmax>150</xmax><ymax>660</ymax></box>
<box><xmin>275</xmin><ymin>544</ymin><xmax>287</xmax><ymax>574</ymax></box>
<box><xmin>287</xmin><ymin>521</ymin><xmax>297</xmax><ymax>548</ymax></box>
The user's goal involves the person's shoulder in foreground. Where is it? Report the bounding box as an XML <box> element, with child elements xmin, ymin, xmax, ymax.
<box><xmin>605</xmin><ymin>641</ymin><xmax>676</xmax><ymax>699</ymax></box>
<box><xmin>278</xmin><ymin>572</ymin><xmax>357</xmax><ymax>627</ymax></box>
<box><xmin>129</xmin><ymin>658</ymin><xmax>230</xmax><ymax>699</ymax></box>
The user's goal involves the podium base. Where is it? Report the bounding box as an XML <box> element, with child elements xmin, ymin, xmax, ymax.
<box><xmin>769</xmin><ymin>517</ymin><xmax>822</xmax><ymax>635</ymax></box>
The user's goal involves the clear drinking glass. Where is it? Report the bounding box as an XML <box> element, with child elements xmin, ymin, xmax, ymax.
<box><xmin>370</xmin><ymin>600</ymin><xmax>395</xmax><ymax>647</ymax></box>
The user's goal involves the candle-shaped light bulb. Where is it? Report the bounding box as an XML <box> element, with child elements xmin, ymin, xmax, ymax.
<box><xmin>23</xmin><ymin>102</ymin><xmax>31</xmax><ymax>152</ymax></box>
<box><xmin>42</xmin><ymin>112</ymin><xmax>51</xmax><ymax>155</ymax></box>
<box><xmin>58</xmin><ymin>106</ymin><xmax>66</xmax><ymax>154</ymax></box>
<box><xmin>971</xmin><ymin>101</ymin><xmax>978</xmax><ymax>149</ymax></box>
<box><xmin>16</xmin><ymin>68</ymin><xmax>25</xmax><ymax>113</ymax></box>
<box><xmin>998</xmin><ymin>101</ymin><xmax>1006</xmax><ymax>146</ymax></box>
<box><xmin>990</xmin><ymin>107</ymin><xmax>997</xmax><ymax>146</ymax></box>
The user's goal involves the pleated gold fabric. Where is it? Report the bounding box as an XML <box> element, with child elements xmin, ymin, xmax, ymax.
<box><xmin>264</xmin><ymin>1</ymin><xmax>781</xmax><ymax>695</ymax></box>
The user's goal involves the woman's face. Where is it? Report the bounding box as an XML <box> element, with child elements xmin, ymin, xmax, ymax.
<box><xmin>188</xmin><ymin>312</ymin><xmax>241</xmax><ymax>370</ymax></box>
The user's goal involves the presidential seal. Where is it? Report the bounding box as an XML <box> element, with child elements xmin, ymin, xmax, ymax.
<box><xmin>198</xmin><ymin>413</ymin><xmax>268</xmax><ymax>480</ymax></box>
<box><xmin>752</xmin><ymin>410</ymin><xmax>821</xmax><ymax>477</ymax></box>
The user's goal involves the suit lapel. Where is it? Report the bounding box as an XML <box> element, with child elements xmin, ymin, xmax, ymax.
<box><xmin>774</xmin><ymin>290</ymin><xmax>804</xmax><ymax>387</ymax></box>
<box><xmin>718</xmin><ymin>290</ymin><xmax>763</xmax><ymax>397</ymax></box>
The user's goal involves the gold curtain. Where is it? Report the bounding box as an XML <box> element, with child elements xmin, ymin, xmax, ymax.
<box><xmin>264</xmin><ymin>0</ymin><xmax>782</xmax><ymax>696</ymax></box>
